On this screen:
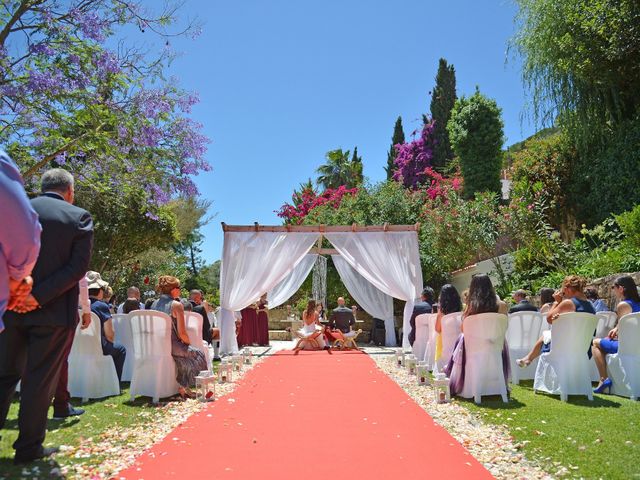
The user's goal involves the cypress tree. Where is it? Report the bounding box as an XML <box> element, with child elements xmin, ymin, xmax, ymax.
<box><xmin>430</xmin><ymin>58</ymin><xmax>457</xmax><ymax>170</ymax></box>
<box><xmin>385</xmin><ymin>116</ymin><xmax>405</xmax><ymax>179</ymax></box>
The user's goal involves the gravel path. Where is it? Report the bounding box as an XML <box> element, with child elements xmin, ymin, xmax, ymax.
<box><xmin>371</xmin><ymin>353</ymin><xmax>554</xmax><ymax>480</ymax></box>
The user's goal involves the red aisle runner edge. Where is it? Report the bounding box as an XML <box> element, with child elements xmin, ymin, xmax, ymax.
<box><xmin>116</xmin><ymin>350</ymin><xmax>493</xmax><ymax>480</ymax></box>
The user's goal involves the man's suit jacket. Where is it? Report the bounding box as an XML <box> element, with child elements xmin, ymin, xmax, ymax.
<box><xmin>329</xmin><ymin>306</ymin><xmax>355</xmax><ymax>333</ymax></box>
<box><xmin>4</xmin><ymin>193</ymin><xmax>93</xmax><ymax>328</ymax></box>
<box><xmin>408</xmin><ymin>300</ymin><xmax>432</xmax><ymax>346</ymax></box>
<box><xmin>508</xmin><ymin>300</ymin><xmax>539</xmax><ymax>314</ymax></box>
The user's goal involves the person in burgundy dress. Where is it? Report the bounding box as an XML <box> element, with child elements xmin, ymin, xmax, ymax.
<box><xmin>256</xmin><ymin>293</ymin><xmax>270</xmax><ymax>346</ymax></box>
<box><xmin>238</xmin><ymin>302</ymin><xmax>258</xmax><ymax>346</ymax></box>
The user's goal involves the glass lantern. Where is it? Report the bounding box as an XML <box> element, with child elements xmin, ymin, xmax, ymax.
<box><xmin>218</xmin><ymin>360</ymin><xmax>233</xmax><ymax>383</ymax></box>
<box><xmin>232</xmin><ymin>355</ymin><xmax>243</xmax><ymax>372</ymax></box>
<box><xmin>195</xmin><ymin>372</ymin><xmax>216</xmax><ymax>402</ymax></box>
<box><xmin>416</xmin><ymin>363</ymin><xmax>430</xmax><ymax>385</ymax></box>
<box><xmin>243</xmin><ymin>347</ymin><xmax>253</xmax><ymax>365</ymax></box>
<box><xmin>405</xmin><ymin>354</ymin><xmax>417</xmax><ymax>375</ymax></box>
<box><xmin>394</xmin><ymin>348</ymin><xmax>405</xmax><ymax>367</ymax></box>
<box><xmin>433</xmin><ymin>373</ymin><xmax>450</xmax><ymax>403</ymax></box>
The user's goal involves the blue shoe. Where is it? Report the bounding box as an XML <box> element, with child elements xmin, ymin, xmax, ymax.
<box><xmin>593</xmin><ymin>378</ymin><xmax>612</xmax><ymax>394</ymax></box>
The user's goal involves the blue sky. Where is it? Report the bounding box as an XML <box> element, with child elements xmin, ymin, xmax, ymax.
<box><xmin>161</xmin><ymin>0</ymin><xmax>536</xmax><ymax>263</ymax></box>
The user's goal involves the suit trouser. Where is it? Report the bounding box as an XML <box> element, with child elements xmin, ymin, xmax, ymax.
<box><xmin>102</xmin><ymin>341</ymin><xmax>126</xmax><ymax>382</ymax></box>
<box><xmin>0</xmin><ymin>324</ymin><xmax>74</xmax><ymax>458</ymax></box>
<box><xmin>52</xmin><ymin>329</ymin><xmax>77</xmax><ymax>413</ymax></box>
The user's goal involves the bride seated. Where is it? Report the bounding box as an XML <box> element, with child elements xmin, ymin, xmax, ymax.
<box><xmin>294</xmin><ymin>299</ymin><xmax>327</xmax><ymax>351</ymax></box>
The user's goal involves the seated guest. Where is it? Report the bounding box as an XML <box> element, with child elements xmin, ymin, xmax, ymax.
<box><xmin>122</xmin><ymin>298</ymin><xmax>141</xmax><ymax>314</ymax></box>
<box><xmin>409</xmin><ymin>287</ymin><xmax>434</xmax><ymax>346</ymax></box>
<box><xmin>538</xmin><ymin>288</ymin><xmax>556</xmax><ymax>314</ymax></box>
<box><xmin>180</xmin><ymin>298</ymin><xmax>193</xmax><ymax>312</ymax></box>
<box><xmin>509</xmin><ymin>289</ymin><xmax>539</xmax><ymax>313</ymax></box>
<box><xmin>434</xmin><ymin>284</ymin><xmax>463</xmax><ymax>364</ymax></box>
<box><xmin>592</xmin><ymin>276</ymin><xmax>640</xmax><ymax>393</ymax></box>
<box><xmin>516</xmin><ymin>275</ymin><xmax>595</xmax><ymax>368</ymax></box>
<box><xmin>117</xmin><ymin>286</ymin><xmax>144</xmax><ymax>313</ymax></box>
<box><xmin>435</xmin><ymin>284</ymin><xmax>463</xmax><ymax>334</ymax></box>
<box><xmin>329</xmin><ymin>297</ymin><xmax>355</xmax><ymax>333</ymax></box>
<box><xmin>151</xmin><ymin>276</ymin><xmax>207</xmax><ymax>399</ymax></box>
<box><xmin>585</xmin><ymin>287</ymin><xmax>609</xmax><ymax>313</ymax></box>
<box><xmin>189</xmin><ymin>289</ymin><xmax>213</xmax><ymax>344</ymax></box>
<box><xmin>445</xmin><ymin>274</ymin><xmax>509</xmax><ymax>395</ymax></box>
<box><xmin>144</xmin><ymin>297</ymin><xmax>155</xmax><ymax>309</ymax></box>
<box><xmin>463</xmin><ymin>275</ymin><xmax>508</xmax><ymax>320</ymax></box>
<box><xmin>86</xmin><ymin>271</ymin><xmax>127</xmax><ymax>381</ymax></box>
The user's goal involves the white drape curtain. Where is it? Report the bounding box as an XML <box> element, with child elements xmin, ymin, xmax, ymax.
<box><xmin>267</xmin><ymin>254</ymin><xmax>317</xmax><ymax>309</ymax></box>
<box><xmin>219</xmin><ymin>231</ymin><xmax>320</xmax><ymax>354</ymax></box>
<box><xmin>325</xmin><ymin>231</ymin><xmax>423</xmax><ymax>348</ymax></box>
<box><xmin>332</xmin><ymin>255</ymin><xmax>396</xmax><ymax>346</ymax></box>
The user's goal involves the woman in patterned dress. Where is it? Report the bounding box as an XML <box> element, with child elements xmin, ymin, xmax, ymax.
<box><xmin>152</xmin><ymin>275</ymin><xmax>207</xmax><ymax>399</ymax></box>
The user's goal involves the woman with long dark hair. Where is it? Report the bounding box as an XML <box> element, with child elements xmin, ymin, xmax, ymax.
<box><xmin>592</xmin><ymin>275</ymin><xmax>640</xmax><ymax>393</ymax></box>
<box><xmin>435</xmin><ymin>284</ymin><xmax>462</xmax><ymax>334</ymax></box>
<box><xmin>295</xmin><ymin>299</ymin><xmax>326</xmax><ymax>350</ymax></box>
<box><xmin>463</xmin><ymin>274</ymin><xmax>508</xmax><ymax>320</ymax></box>
<box><xmin>538</xmin><ymin>287</ymin><xmax>555</xmax><ymax>314</ymax></box>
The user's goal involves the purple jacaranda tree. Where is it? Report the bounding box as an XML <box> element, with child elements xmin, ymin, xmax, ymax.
<box><xmin>0</xmin><ymin>1</ymin><xmax>211</xmax><ymax>268</ymax></box>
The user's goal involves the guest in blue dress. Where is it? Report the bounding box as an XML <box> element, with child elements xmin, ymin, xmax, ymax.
<box><xmin>516</xmin><ymin>275</ymin><xmax>595</xmax><ymax>368</ymax></box>
<box><xmin>592</xmin><ymin>276</ymin><xmax>640</xmax><ymax>393</ymax></box>
<box><xmin>585</xmin><ymin>287</ymin><xmax>610</xmax><ymax>313</ymax></box>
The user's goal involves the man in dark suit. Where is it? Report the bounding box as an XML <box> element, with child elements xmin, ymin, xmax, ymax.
<box><xmin>509</xmin><ymin>289</ymin><xmax>539</xmax><ymax>314</ymax></box>
<box><xmin>329</xmin><ymin>297</ymin><xmax>355</xmax><ymax>333</ymax></box>
<box><xmin>0</xmin><ymin>168</ymin><xmax>93</xmax><ymax>464</ymax></box>
<box><xmin>409</xmin><ymin>287</ymin><xmax>434</xmax><ymax>346</ymax></box>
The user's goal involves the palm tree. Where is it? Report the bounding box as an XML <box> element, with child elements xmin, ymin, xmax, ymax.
<box><xmin>316</xmin><ymin>148</ymin><xmax>363</xmax><ymax>189</ymax></box>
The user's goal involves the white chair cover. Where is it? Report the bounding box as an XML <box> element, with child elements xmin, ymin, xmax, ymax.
<box><xmin>461</xmin><ymin>313</ymin><xmax>509</xmax><ymax>403</ymax></box>
<box><xmin>219</xmin><ymin>231</ymin><xmax>320</xmax><ymax>355</ymax></box>
<box><xmin>437</xmin><ymin>312</ymin><xmax>463</xmax><ymax>371</ymax></box>
<box><xmin>595</xmin><ymin>311</ymin><xmax>617</xmax><ymax>338</ymax></box>
<box><xmin>185</xmin><ymin>311</ymin><xmax>211</xmax><ymax>367</ymax></box>
<box><xmin>424</xmin><ymin>314</ymin><xmax>438</xmax><ymax>369</ymax></box>
<box><xmin>325</xmin><ymin>231</ymin><xmax>423</xmax><ymax>348</ymax></box>
<box><xmin>67</xmin><ymin>312</ymin><xmax>120</xmax><ymax>402</ymax></box>
<box><xmin>533</xmin><ymin>312</ymin><xmax>598</xmax><ymax>401</ymax></box>
<box><xmin>412</xmin><ymin>313</ymin><xmax>431</xmax><ymax>366</ymax></box>
<box><xmin>506</xmin><ymin>312</ymin><xmax>545</xmax><ymax>384</ymax></box>
<box><xmin>267</xmin><ymin>254</ymin><xmax>317</xmax><ymax>309</ymax></box>
<box><xmin>128</xmin><ymin>310</ymin><xmax>179</xmax><ymax>402</ymax></box>
<box><xmin>607</xmin><ymin>313</ymin><xmax>640</xmax><ymax>400</ymax></box>
<box><xmin>112</xmin><ymin>313</ymin><xmax>135</xmax><ymax>382</ymax></box>
<box><xmin>332</xmin><ymin>255</ymin><xmax>396</xmax><ymax>346</ymax></box>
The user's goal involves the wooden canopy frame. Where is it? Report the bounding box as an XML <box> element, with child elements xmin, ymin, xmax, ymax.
<box><xmin>221</xmin><ymin>222</ymin><xmax>420</xmax><ymax>233</ymax></box>
<box><xmin>221</xmin><ymin>223</ymin><xmax>420</xmax><ymax>256</ymax></box>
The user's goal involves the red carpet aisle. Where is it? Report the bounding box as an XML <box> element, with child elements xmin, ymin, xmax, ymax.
<box><xmin>116</xmin><ymin>351</ymin><xmax>493</xmax><ymax>479</ymax></box>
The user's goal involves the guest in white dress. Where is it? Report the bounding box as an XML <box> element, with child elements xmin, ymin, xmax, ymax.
<box><xmin>296</xmin><ymin>299</ymin><xmax>326</xmax><ymax>350</ymax></box>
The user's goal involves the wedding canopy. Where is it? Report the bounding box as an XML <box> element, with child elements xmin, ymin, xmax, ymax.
<box><xmin>218</xmin><ymin>224</ymin><xmax>423</xmax><ymax>354</ymax></box>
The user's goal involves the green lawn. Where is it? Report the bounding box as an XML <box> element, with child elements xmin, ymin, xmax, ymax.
<box><xmin>0</xmin><ymin>386</ymin><xmax>180</xmax><ymax>479</ymax></box>
<box><xmin>460</xmin><ymin>381</ymin><xmax>640</xmax><ymax>480</ymax></box>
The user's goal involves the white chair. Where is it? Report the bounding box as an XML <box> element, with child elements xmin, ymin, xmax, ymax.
<box><xmin>414</xmin><ymin>314</ymin><xmax>437</xmax><ymax>369</ymax></box>
<box><xmin>67</xmin><ymin>312</ymin><xmax>120</xmax><ymax>402</ymax></box>
<box><xmin>507</xmin><ymin>312</ymin><xmax>545</xmax><ymax>384</ymax></box>
<box><xmin>461</xmin><ymin>313</ymin><xmax>509</xmax><ymax>403</ymax></box>
<box><xmin>412</xmin><ymin>313</ymin><xmax>430</xmax><ymax>364</ymax></box>
<box><xmin>436</xmin><ymin>312</ymin><xmax>462</xmax><ymax>371</ymax></box>
<box><xmin>129</xmin><ymin>310</ymin><xmax>180</xmax><ymax>403</ymax></box>
<box><xmin>606</xmin><ymin>313</ymin><xmax>640</xmax><ymax>400</ymax></box>
<box><xmin>595</xmin><ymin>311</ymin><xmax>617</xmax><ymax>338</ymax></box>
<box><xmin>112</xmin><ymin>313</ymin><xmax>135</xmax><ymax>382</ymax></box>
<box><xmin>533</xmin><ymin>312</ymin><xmax>598</xmax><ymax>401</ymax></box>
<box><xmin>185</xmin><ymin>311</ymin><xmax>211</xmax><ymax>367</ymax></box>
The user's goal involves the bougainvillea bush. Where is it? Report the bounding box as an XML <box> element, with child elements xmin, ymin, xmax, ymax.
<box><xmin>392</xmin><ymin>121</ymin><xmax>438</xmax><ymax>189</ymax></box>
